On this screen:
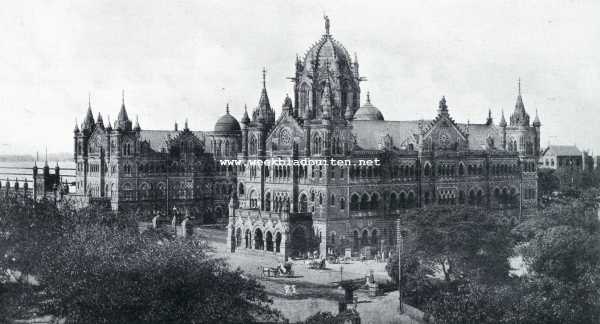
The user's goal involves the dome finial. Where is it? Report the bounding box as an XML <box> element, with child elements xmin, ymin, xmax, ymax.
<box><xmin>366</xmin><ymin>91</ymin><xmax>371</xmax><ymax>104</ymax></box>
<box><xmin>122</xmin><ymin>89</ymin><xmax>125</xmax><ymax>107</ymax></box>
<box><xmin>324</xmin><ymin>14</ymin><xmax>330</xmax><ymax>35</ymax></box>
<box><xmin>262</xmin><ymin>67</ymin><xmax>267</xmax><ymax>89</ymax></box>
<box><xmin>226</xmin><ymin>103</ymin><xmax>230</xmax><ymax>114</ymax></box>
<box><xmin>518</xmin><ymin>77</ymin><xmax>521</xmax><ymax>96</ymax></box>
<box><xmin>88</xmin><ymin>92</ymin><xmax>91</xmax><ymax>109</ymax></box>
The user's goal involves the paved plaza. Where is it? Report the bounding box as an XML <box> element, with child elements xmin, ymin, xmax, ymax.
<box><xmin>202</xmin><ymin>227</ymin><xmax>423</xmax><ymax>324</ymax></box>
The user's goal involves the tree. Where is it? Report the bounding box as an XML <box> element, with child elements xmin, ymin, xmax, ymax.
<box><xmin>37</xmin><ymin>221</ymin><xmax>283</xmax><ymax>323</ymax></box>
<box><xmin>1</xmin><ymin>198</ymin><xmax>283</xmax><ymax>323</ymax></box>
<box><xmin>537</xmin><ymin>168</ymin><xmax>560</xmax><ymax>196</ymax></box>
<box><xmin>398</xmin><ymin>206</ymin><xmax>514</xmax><ymax>284</ymax></box>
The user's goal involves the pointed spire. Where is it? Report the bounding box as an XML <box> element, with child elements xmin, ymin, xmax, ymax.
<box><xmin>241</xmin><ymin>104</ymin><xmax>250</xmax><ymax>124</ymax></box>
<box><xmin>174</xmin><ymin>121</ymin><xmax>179</xmax><ymax>131</ymax></box>
<box><xmin>117</xmin><ymin>89</ymin><xmax>132</xmax><ymax>130</ymax></box>
<box><xmin>486</xmin><ymin>109</ymin><xmax>493</xmax><ymax>125</ymax></box>
<box><xmin>106</xmin><ymin>115</ymin><xmax>112</xmax><ymax>131</ymax></box>
<box><xmin>74</xmin><ymin>118</ymin><xmax>80</xmax><ymax>133</ymax></box>
<box><xmin>511</xmin><ymin>78</ymin><xmax>530</xmax><ymax>126</ymax></box>
<box><xmin>256</xmin><ymin>68</ymin><xmax>272</xmax><ymax>123</ymax></box>
<box><xmin>96</xmin><ymin>112</ymin><xmax>104</xmax><ymax>129</ymax></box>
<box><xmin>184</xmin><ymin>118</ymin><xmax>189</xmax><ymax>131</ymax></box>
<box><xmin>83</xmin><ymin>93</ymin><xmax>95</xmax><ymax>131</ymax></box>
<box><xmin>44</xmin><ymin>147</ymin><xmax>48</xmax><ymax>168</ymax></box>
<box><xmin>134</xmin><ymin>115</ymin><xmax>140</xmax><ymax>131</ymax></box>
<box><xmin>499</xmin><ymin>109</ymin><xmax>507</xmax><ymax>127</ymax></box>
<box><xmin>533</xmin><ymin>108</ymin><xmax>541</xmax><ymax>127</ymax></box>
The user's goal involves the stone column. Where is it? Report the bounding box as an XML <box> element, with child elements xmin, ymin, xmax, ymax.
<box><xmin>226</xmin><ymin>221</ymin><xmax>234</xmax><ymax>253</ymax></box>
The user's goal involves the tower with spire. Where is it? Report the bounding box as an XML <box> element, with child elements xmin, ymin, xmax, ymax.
<box><xmin>293</xmin><ymin>15</ymin><xmax>361</xmax><ymax>122</ymax></box>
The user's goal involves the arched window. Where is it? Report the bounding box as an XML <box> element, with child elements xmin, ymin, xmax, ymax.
<box><xmin>249</xmin><ymin>190</ymin><xmax>258</xmax><ymax>209</ymax></box>
<box><xmin>458</xmin><ymin>191</ymin><xmax>465</xmax><ymax>204</ymax></box>
<box><xmin>264</xmin><ymin>192</ymin><xmax>271</xmax><ymax>211</ymax></box>
<box><xmin>299</xmin><ymin>83</ymin><xmax>310</xmax><ymax>116</ymax></box>
<box><xmin>390</xmin><ymin>193</ymin><xmax>398</xmax><ymax>210</ymax></box>
<box><xmin>361</xmin><ymin>230</ymin><xmax>369</xmax><ymax>246</ymax></box>
<box><xmin>238</xmin><ymin>183</ymin><xmax>244</xmax><ymax>195</ymax></box>
<box><xmin>399</xmin><ymin>192</ymin><xmax>407</xmax><ymax>209</ymax></box>
<box><xmin>407</xmin><ymin>192</ymin><xmax>415</xmax><ymax>208</ymax></box>
<box><xmin>371</xmin><ymin>229</ymin><xmax>378</xmax><ymax>245</ymax></box>
<box><xmin>340</xmin><ymin>198</ymin><xmax>345</xmax><ymax>210</ymax></box>
<box><xmin>350</xmin><ymin>194</ymin><xmax>360</xmax><ymax>211</ymax></box>
<box><xmin>371</xmin><ymin>193</ymin><xmax>380</xmax><ymax>209</ymax></box>
<box><xmin>360</xmin><ymin>193</ymin><xmax>370</xmax><ymax>210</ymax></box>
<box><xmin>299</xmin><ymin>194</ymin><xmax>308</xmax><ymax>213</ymax></box>
<box><xmin>424</xmin><ymin>163</ymin><xmax>432</xmax><ymax>177</ymax></box>
<box><xmin>249</xmin><ymin>135</ymin><xmax>257</xmax><ymax>155</ymax></box>
<box><xmin>458</xmin><ymin>163</ymin><xmax>465</xmax><ymax>176</ymax></box>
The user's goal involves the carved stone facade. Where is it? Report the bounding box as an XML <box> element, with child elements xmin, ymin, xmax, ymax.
<box><xmin>73</xmin><ymin>95</ymin><xmax>240</xmax><ymax>223</ymax></box>
<box><xmin>73</xmin><ymin>19</ymin><xmax>541</xmax><ymax>260</ymax></box>
<box><xmin>228</xmin><ymin>20</ymin><xmax>541</xmax><ymax>261</ymax></box>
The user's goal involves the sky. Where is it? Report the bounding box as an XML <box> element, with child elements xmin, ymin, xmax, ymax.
<box><xmin>0</xmin><ymin>0</ymin><xmax>599</xmax><ymax>155</ymax></box>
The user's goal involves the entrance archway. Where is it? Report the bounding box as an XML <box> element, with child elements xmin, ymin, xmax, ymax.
<box><xmin>275</xmin><ymin>232</ymin><xmax>282</xmax><ymax>253</ymax></box>
<box><xmin>245</xmin><ymin>229</ymin><xmax>251</xmax><ymax>248</ymax></box>
<box><xmin>235</xmin><ymin>228</ymin><xmax>242</xmax><ymax>248</ymax></box>
<box><xmin>291</xmin><ymin>227</ymin><xmax>307</xmax><ymax>257</ymax></box>
<box><xmin>266</xmin><ymin>231</ymin><xmax>274</xmax><ymax>252</ymax></box>
<box><xmin>254</xmin><ymin>228</ymin><xmax>264</xmax><ymax>250</ymax></box>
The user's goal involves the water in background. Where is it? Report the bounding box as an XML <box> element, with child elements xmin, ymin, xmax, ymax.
<box><xmin>0</xmin><ymin>161</ymin><xmax>76</xmax><ymax>186</ymax></box>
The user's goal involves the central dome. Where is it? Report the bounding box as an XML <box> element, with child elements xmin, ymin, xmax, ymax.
<box><xmin>304</xmin><ymin>34</ymin><xmax>352</xmax><ymax>68</ymax></box>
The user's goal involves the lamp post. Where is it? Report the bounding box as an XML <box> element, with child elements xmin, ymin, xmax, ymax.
<box><xmin>396</xmin><ymin>219</ymin><xmax>404</xmax><ymax>314</ymax></box>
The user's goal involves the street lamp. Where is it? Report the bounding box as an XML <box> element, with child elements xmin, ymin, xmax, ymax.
<box><xmin>396</xmin><ymin>219</ymin><xmax>404</xmax><ymax>315</ymax></box>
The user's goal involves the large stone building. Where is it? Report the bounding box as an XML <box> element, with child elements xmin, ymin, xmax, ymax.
<box><xmin>227</xmin><ymin>19</ymin><xmax>540</xmax><ymax>260</ymax></box>
<box><xmin>73</xmin><ymin>19</ymin><xmax>541</xmax><ymax>259</ymax></box>
<box><xmin>73</xmin><ymin>94</ymin><xmax>240</xmax><ymax>222</ymax></box>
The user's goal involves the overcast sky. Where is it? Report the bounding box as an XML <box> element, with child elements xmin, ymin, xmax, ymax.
<box><xmin>1</xmin><ymin>0</ymin><xmax>599</xmax><ymax>155</ymax></box>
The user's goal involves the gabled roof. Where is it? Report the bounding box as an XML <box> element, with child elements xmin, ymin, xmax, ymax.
<box><xmin>139</xmin><ymin>130</ymin><xmax>207</xmax><ymax>152</ymax></box>
<box><xmin>351</xmin><ymin>120</ymin><xmax>425</xmax><ymax>150</ymax></box>
<box><xmin>458</xmin><ymin>123</ymin><xmax>504</xmax><ymax>150</ymax></box>
<box><xmin>543</xmin><ymin>145</ymin><xmax>582</xmax><ymax>157</ymax></box>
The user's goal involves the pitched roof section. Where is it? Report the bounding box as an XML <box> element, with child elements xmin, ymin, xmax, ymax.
<box><xmin>139</xmin><ymin>130</ymin><xmax>208</xmax><ymax>152</ymax></box>
<box><xmin>351</xmin><ymin>120</ymin><xmax>425</xmax><ymax>150</ymax></box>
<box><xmin>458</xmin><ymin>123</ymin><xmax>503</xmax><ymax>150</ymax></box>
<box><xmin>352</xmin><ymin>120</ymin><xmax>506</xmax><ymax>151</ymax></box>
<box><xmin>544</xmin><ymin>145</ymin><xmax>582</xmax><ymax>157</ymax></box>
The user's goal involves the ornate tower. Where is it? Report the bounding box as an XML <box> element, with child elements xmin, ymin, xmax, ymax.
<box><xmin>293</xmin><ymin>16</ymin><xmax>361</xmax><ymax>121</ymax></box>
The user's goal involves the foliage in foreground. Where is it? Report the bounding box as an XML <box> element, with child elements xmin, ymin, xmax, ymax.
<box><xmin>386</xmin><ymin>200</ymin><xmax>600</xmax><ymax>324</ymax></box>
<box><xmin>0</xmin><ymin>198</ymin><xmax>283</xmax><ymax>323</ymax></box>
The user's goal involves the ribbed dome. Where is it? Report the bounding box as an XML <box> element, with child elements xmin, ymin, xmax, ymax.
<box><xmin>353</xmin><ymin>93</ymin><xmax>384</xmax><ymax>121</ymax></box>
<box><xmin>214</xmin><ymin>105</ymin><xmax>241</xmax><ymax>132</ymax></box>
<box><xmin>304</xmin><ymin>34</ymin><xmax>352</xmax><ymax>69</ymax></box>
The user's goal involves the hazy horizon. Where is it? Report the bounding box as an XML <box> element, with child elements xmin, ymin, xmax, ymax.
<box><xmin>1</xmin><ymin>0</ymin><xmax>599</xmax><ymax>155</ymax></box>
